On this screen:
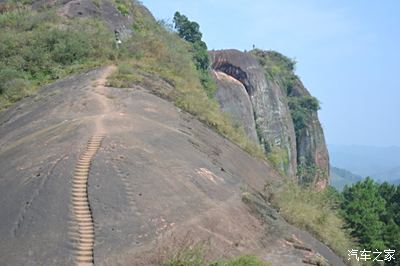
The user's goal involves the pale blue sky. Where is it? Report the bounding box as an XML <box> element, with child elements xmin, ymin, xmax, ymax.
<box><xmin>141</xmin><ymin>0</ymin><xmax>400</xmax><ymax>147</ymax></box>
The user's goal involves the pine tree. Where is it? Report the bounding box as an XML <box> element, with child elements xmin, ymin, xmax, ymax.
<box><xmin>341</xmin><ymin>177</ymin><xmax>387</xmax><ymax>250</ymax></box>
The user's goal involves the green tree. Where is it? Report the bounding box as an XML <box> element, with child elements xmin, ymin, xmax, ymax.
<box><xmin>172</xmin><ymin>11</ymin><xmax>215</xmax><ymax>97</ymax></box>
<box><xmin>378</xmin><ymin>182</ymin><xmax>397</xmax><ymax>223</ymax></box>
<box><xmin>341</xmin><ymin>177</ymin><xmax>387</xmax><ymax>250</ymax></box>
<box><xmin>173</xmin><ymin>11</ymin><xmax>202</xmax><ymax>43</ymax></box>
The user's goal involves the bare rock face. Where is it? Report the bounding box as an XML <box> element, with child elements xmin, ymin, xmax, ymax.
<box><xmin>211</xmin><ymin>71</ymin><xmax>259</xmax><ymax>143</ymax></box>
<box><xmin>210</xmin><ymin>49</ymin><xmax>297</xmax><ymax>178</ymax></box>
<box><xmin>289</xmin><ymin>79</ymin><xmax>330</xmax><ymax>189</ymax></box>
<box><xmin>210</xmin><ymin>49</ymin><xmax>330</xmax><ymax>188</ymax></box>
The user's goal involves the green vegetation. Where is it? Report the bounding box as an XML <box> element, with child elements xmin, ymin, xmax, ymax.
<box><xmin>173</xmin><ymin>11</ymin><xmax>216</xmax><ymax>98</ymax></box>
<box><xmin>0</xmin><ymin>5</ymin><xmax>115</xmax><ymax>109</ymax></box>
<box><xmin>163</xmin><ymin>242</ymin><xmax>207</xmax><ymax>266</ymax></box>
<box><xmin>266</xmin><ymin>146</ymin><xmax>289</xmax><ymax>176</ymax></box>
<box><xmin>340</xmin><ymin>178</ymin><xmax>400</xmax><ymax>265</ymax></box>
<box><xmin>210</xmin><ymin>256</ymin><xmax>269</xmax><ymax>266</ymax></box>
<box><xmin>297</xmin><ymin>161</ymin><xmax>327</xmax><ymax>185</ymax></box>
<box><xmin>252</xmin><ymin>49</ymin><xmax>297</xmax><ymax>95</ymax></box>
<box><xmin>272</xmin><ymin>178</ymin><xmax>400</xmax><ymax>264</ymax></box>
<box><xmin>108</xmin><ymin>5</ymin><xmax>264</xmax><ymax>159</ymax></box>
<box><xmin>160</xmin><ymin>233</ymin><xmax>269</xmax><ymax>266</ymax></box>
<box><xmin>114</xmin><ymin>0</ymin><xmax>131</xmax><ymax>16</ymax></box>
<box><xmin>165</xmin><ymin>254</ymin><xmax>268</xmax><ymax>266</ymax></box>
<box><xmin>288</xmin><ymin>96</ymin><xmax>320</xmax><ymax>135</ymax></box>
<box><xmin>268</xmin><ymin>181</ymin><xmax>355</xmax><ymax>260</ymax></box>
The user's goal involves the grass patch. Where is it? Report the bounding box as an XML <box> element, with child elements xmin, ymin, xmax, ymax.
<box><xmin>266</xmin><ymin>146</ymin><xmax>289</xmax><ymax>176</ymax></box>
<box><xmin>0</xmin><ymin>5</ymin><xmax>116</xmax><ymax>110</ymax></box>
<box><xmin>165</xmin><ymin>252</ymin><xmax>268</xmax><ymax>266</ymax></box>
<box><xmin>164</xmin><ymin>248</ymin><xmax>268</xmax><ymax>266</ymax></box>
<box><xmin>114</xmin><ymin>0</ymin><xmax>131</xmax><ymax>16</ymax></box>
<box><xmin>210</xmin><ymin>255</ymin><xmax>270</xmax><ymax>266</ymax></box>
<box><xmin>267</xmin><ymin>181</ymin><xmax>356</xmax><ymax>260</ymax></box>
<box><xmin>146</xmin><ymin>231</ymin><xmax>269</xmax><ymax>266</ymax></box>
<box><xmin>163</xmin><ymin>242</ymin><xmax>207</xmax><ymax>266</ymax></box>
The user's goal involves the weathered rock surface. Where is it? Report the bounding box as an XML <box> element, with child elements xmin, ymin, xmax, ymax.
<box><xmin>211</xmin><ymin>70</ymin><xmax>259</xmax><ymax>143</ymax></box>
<box><xmin>210</xmin><ymin>49</ymin><xmax>298</xmax><ymax>178</ymax></box>
<box><xmin>289</xmin><ymin>79</ymin><xmax>330</xmax><ymax>188</ymax></box>
<box><xmin>0</xmin><ymin>68</ymin><xmax>344</xmax><ymax>265</ymax></box>
<box><xmin>210</xmin><ymin>49</ymin><xmax>330</xmax><ymax>188</ymax></box>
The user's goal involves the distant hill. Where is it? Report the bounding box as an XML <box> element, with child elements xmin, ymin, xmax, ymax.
<box><xmin>330</xmin><ymin>166</ymin><xmax>363</xmax><ymax>191</ymax></box>
<box><xmin>392</xmin><ymin>178</ymin><xmax>400</xmax><ymax>185</ymax></box>
<box><xmin>329</xmin><ymin>145</ymin><xmax>400</xmax><ymax>183</ymax></box>
<box><xmin>373</xmin><ymin>166</ymin><xmax>400</xmax><ymax>184</ymax></box>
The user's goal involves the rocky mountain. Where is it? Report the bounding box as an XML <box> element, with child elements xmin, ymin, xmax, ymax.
<box><xmin>0</xmin><ymin>1</ymin><xmax>339</xmax><ymax>265</ymax></box>
<box><xmin>210</xmin><ymin>49</ymin><xmax>329</xmax><ymax>188</ymax></box>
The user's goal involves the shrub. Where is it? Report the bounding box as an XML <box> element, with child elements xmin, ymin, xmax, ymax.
<box><xmin>0</xmin><ymin>67</ymin><xmax>26</xmax><ymax>94</ymax></box>
<box><xmin>288</xmin><ymin>96</ymin><xmax>320</xmax><ymax>135</ymax></box>
<box><xmin>268</xmin><ymin>181</ymin><xmax>355</xmax><ymax>260</ymax></box>
<box><xmin>3</xmin><ymin>78</ymin><xmax>32</xmax><ymax>102</ymax></box>
<box><xmin>113</xmin><ymin>0</ymin><xmax>132</xmax><ymax>16</ymax></box>
<box><xmin>47</xmin><ymin>29</ymin><xmax>92</xmax><ymax>65</ymax></box>
<box><xmin>0</xmin><ymin>8</ymin><xmax>115</xmax><ymax>109</ymax></box>
<box><xmin>173</xmin><ymin>11</ymin><xmax>216</xmax><ymax>98</ymax></box>
<box><xmin>267</xmin><ymin>146</ymin><xmax>289</xmax><ymax>176</ymax></box>
<box><xmin>211</xmin><ymin>255</ymin><xmax>269</xmax><ymax>266</ymax></box>
<box><xmin>252</xmin><ymin>49</ymin><xmax>297</xmax><ymax>95</ymax></box>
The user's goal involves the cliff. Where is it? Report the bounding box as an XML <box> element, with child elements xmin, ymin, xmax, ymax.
<box><xmin>210</xmin><ymin>50</ymin><xmax>297</xmax><ymax>179</ymax></box>
<box><xmin>210</xmin><ymin>49</ymin><xmax>329</xmax><ymax>187</ymax></box>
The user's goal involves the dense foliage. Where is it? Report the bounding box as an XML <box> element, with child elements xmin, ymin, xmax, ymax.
<box><xmin>0</xmin><ymin>6</ymin><xmax>115</xmax><ymax>109</ymax></box>
<box><xmin>288</xmin><ymin>96</ymin><xmax>320</xmax><ymax>135</ymax></box>
<box><xmin>173</xmin><ymin>11</ymin><xmax>216</xmax><ymax>97</ymax></box>
<box><xmin>340</xmin><ymin>178</ymin><xmax>400</xmax><ymax>264</ymax></box>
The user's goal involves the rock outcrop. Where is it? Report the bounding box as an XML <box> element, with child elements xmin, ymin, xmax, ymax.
<box><xmin>211</xmin><ymin>71</ymin><xmax>259</xmax><ymax>143</ymax></box>
<box><xmin>210</xmin><ymin>49</ymin><xmax>329</xmax><ymax>187</ymax></box>
<box><xmin>210</xmin><ymin>50</ymin><xmax>298</xmax><ymax>179</ymax></box>
<box><xmin>289</xmin><ymin>78</ymin><xmax>330</xmax><ymax>188</ymax></box>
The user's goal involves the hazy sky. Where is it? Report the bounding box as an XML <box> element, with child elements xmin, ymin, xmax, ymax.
<box><xmin>141</xmin><ymin>0</ymin><xmax>400</xmax><ymax>147</ymax></box>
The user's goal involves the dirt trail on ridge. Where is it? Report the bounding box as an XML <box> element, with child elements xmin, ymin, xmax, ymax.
<box><xmin>70</xmin><ymin>66</ymin><xmax>115</xmax><ymax>266</ymax></box>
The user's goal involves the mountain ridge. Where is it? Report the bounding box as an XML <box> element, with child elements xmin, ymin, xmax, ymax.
<box><xmin>329</xmin><ymin>144</ymin><xmax>400</xmax><ymax>182</ymax></box>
